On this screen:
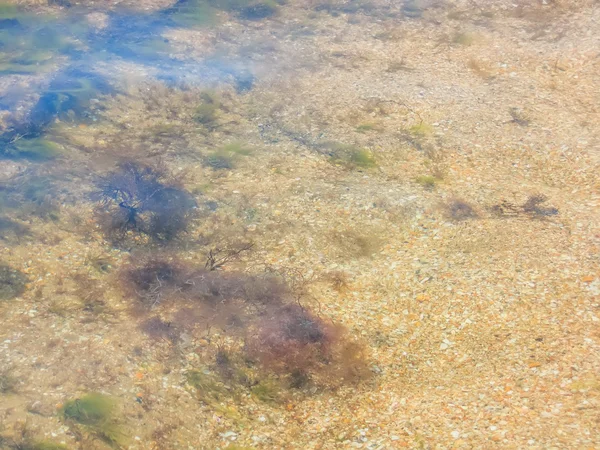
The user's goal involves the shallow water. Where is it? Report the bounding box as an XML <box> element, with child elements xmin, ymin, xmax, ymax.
<box><xmin>1</xmin><ymin>0</ymin><xmax>599</xmax><ymax>449</ymax></box>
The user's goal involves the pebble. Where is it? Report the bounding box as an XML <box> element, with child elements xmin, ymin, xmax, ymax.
<box><xmin>220</xmin><ymin>431</ymin><xmax>237</xmax><ymax>440</ymax></box>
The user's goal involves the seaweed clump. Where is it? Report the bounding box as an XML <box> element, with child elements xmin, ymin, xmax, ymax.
<box><xmin>445</xmin><ymin>198</ymin><xmax>478</xmax><ymax>221</ymax></box>
<box><xmin>140</xmin><ymin>316</ymin><xmax>180</xmax><ymax>343</ymax></box>
<box><xmin>491</xmin><ymin>194</ymin><xmax>558</xmax><ymax>219</ymax></box>
<box><xmin>246</xmin><ymin>304</ymin><xmax>369</xmax><ymax>386</ymax></box>
<box><xmin>122</xmin><ymin>257</ymin><xmax>370</xmax><ymax>387</ymax></box>
<box><xmin>94</xmin><ymin>162</ymin><xmax>197</xmax><ymax>242</ymax></box>
<box><xmin>202</xmin><ymin>143</ymin><xmax>253</xmax><ymax>170</ymax></box>
<box><xmin>521</xmin><ymin>194</ymin><xmax>559</xmax><ymax>217</ymax></box>
<box><xmin>60</xmin><ymin>393</ymin><xmax>125</xmax><ymax>447</ymax></box>
<box><xmin>193</xmin><ymin>91</ymin><xmax>220</xmax><ymax>126</ymax></box>
<box><xmin>121</xmin><ymin>257</ymin><xmax>187</xmax><ymax>308</ymax></box>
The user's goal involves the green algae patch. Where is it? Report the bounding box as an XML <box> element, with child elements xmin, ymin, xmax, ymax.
<box><xmin>322</xmin><ymin>142</ymin><xmax>377</xmax><ymax>169</ymax></box>
<box><xmin>415</xmin><ymin>175</ymin><xmax>438</xmax><ymax>189</ymax></box>
<box><xmin>194</xmin><ymin>102</ymin><xmax>219</xmax><ymax>124</ymax></box>
<box><xmin>7</xmin><ymin>138</ymin><xmax>61</xmax><ymax>160</ymax></box>
<box><xmin>348</xmin><ymin>148</ymin><xmax>376</xmax><ymax>168</ymax></box>
<box><xmin>251</xmin><ymin>378</ymin><xmax>282</xmax><ymax>403</ymax></box>
<box><xmin>186</xmin><ymin>370</ymin><xmax>232</xmax><ymax>403</ymax></box>
<box><xmin>61</xmin><ymin>393</ymin><xmax>126</xmax><ymax>448</ymax></box>
<box><xmin>409</xmin><ymin>122</ymin><xmax>434</xmax><ymax>136</ymax></box>
<box><xmin>320</xmin><ymin>141</ymin><xmax>377</xmax><ymax>169</ymax></box>
<box><xmin>203</xmin><ymin>141</ymin><xmax>253</xmax><ymax>169</ymax></box>
<box><xmin>61</xmin><ymin>393</ymin><xmax>115</xmax><ymax>425</ymax></box>
<box><xmin>194</xmin><ymin>90</ymin><xmax>221</xmax><ymax>125</ymax></box>
<box><xmin>355</xmin><ymin>122</ymin><xmax>383</xmax><ymax>133</ymax></box>
<box><xmin>24</xmin><ymin>442</ymin><xmax>70</xmax><ymax>450</ymax></box>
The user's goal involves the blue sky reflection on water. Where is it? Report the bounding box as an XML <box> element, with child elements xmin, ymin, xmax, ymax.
<box><xmin>0</xmin><ymin>0</ymin><xmax>256</xmax><ymax>158</ymax></box>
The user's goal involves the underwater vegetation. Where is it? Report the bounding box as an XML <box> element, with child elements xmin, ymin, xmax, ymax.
<box><xmin>314</xmin><ymin>0</ymin><xmax>387</xmax><ymax>17</ymax></box>
<box><xmin>86</xmin><ymin>252</ymin><xmax>113</xmax><ymax>274</ymax></box>
<box><xmin>491</xmin><ymin>194</ymin><xmax>559</xmax><ymax>219</ymax></box>
<box><xmin>94</xmin><ymin>162</ymin><xmax>197</xmax><ymax>243</ymax></box>
<box><xmin>162</xmin><ymin>0</ymin><xmax>217</xmax><ymax>28</ymax></box>
<box><xmin>0</xmin><ymin>0</ymin><xmax>267</xmax><ymax>159</ymax></box>
<box><xmin>402</xmin><ymin>0</ymin><xmax>426</xmax><ymax>18</ymax></box>
<box><xmin>193</xmin><ymin>90</ymin><xmax>228</xmax><ymax>128</ymax></box>
<box><xmin>203</xmin><ymin>151</ymin><xmax>235</xmax><ymax>169</ymax></box>
<box><xmin>0</xmin><ymin>416</ymin><xmax>69</xmax><ymax>448</ymax></box>
<box><xmin>444</xmin><ymin>198</ymin><xmax>478</xmax><ymax>221</ymax></box>
<box><xmin>0</xmin><ymin>138</ymin><xmax>60</xmax><ymax>161</ymax></box>
<box><xmin>355</xmin><ymin>122</ymin><xmax>382</xmax><ymax>133</ymax></box>
<box><xmin>121</xmin><ymin>257</ymin><xmax>369</xmax><ymax>387</ymax></box>
<box><xmin>0</xmin><ymin>171</ymin><xmax>61</xmax><ymax>220</ymax></box>
<box><xmin>1</xmin><ymin>440</ymin><xmax>70</xmax><ymax>450</ymax></box>
<box><xmin>164</xmin><ymin>0</ymin><xmax>280</xmax><ymax>28</ymax></box>
<box><xmin>122</xmin><ymin>256</ymin><xmax>187</xmax><ymax>308</ymax></box>
<box><xmin>318</xmin><ymin>141</ymin><xmax>377</xmax><ymax>169</ymax></box>
<box><xmin>452</xmin><ymin>31</ymin><xmax>476</xmax><ymax>46</ymax></box>
<box><xmin>0</xmin><ymin>216</ymin><xmax>30</xmax><ymax>242</ymax></box>
<box><xmin>0</xmin><ymin>264</ymin><xmax>28</xmax><ymax>301</ymax></box>
<box><xmin>122</xmin><ymin>256</ymin><xmax>285</xmax><ymax>312</ymax></box>
<box><xmin>409</xmin><ymin>121</ymin><xmax>434</xmax><ymax>137</ymax></box>
<box><xmin>522</xmin><ymin>194</ymin><xmax>559</xmax><ymax>217</ymax></box>
<box><xmin>140</xmin><ymin>316</ymin><xmax>181</xmax><ymax>343</ymax></box>
<box><xmin>509</xmin><ymin>107</ymin><xmax>531</xmax><ymax>127</ymax></box>
<box><xmin>203</xmin><ymin>142</ymin><xmax>253</xmax><ymax>170</ymax></box>
<box><xmin>61</xmin><ymin>392</ymin><xmax>126</xmax><ymax>448</ymax></box>
<box><xmin>235</xmin><ymin>0</ymin><xmax>279</xmax><ymax>20</ymax></box>
<box><xmin>250</xmin><ymin>377</ymin><xmax>282</xmax><ymax>403</ymax></box>
<box><xmin>0</xmin><ymin>0</ymin><xmax>265</xmax><ymax>161</ymax></box>
<box><xmin>186</xmin><ymin>351</ymin><xmax>285</xmax><ymax>406</ymax></box>
<box><xmin>329</xmin><ymin>230</ymin><xmax>382</xmax><ymax>259</ymax></box>
<box><xmin>0</xmin><ymin>435</ymin><xmax>69</xmax><ymax>450</ymax></box>
<box><xmin>23</xmin><ymin>443</ymin><xmax>69</xmax><ymax>450</ymax></box>
<box><xmin>35</xmin><ymin>69</ymin><xmax>111</xmax><ymax>123</ymax></box>
<box><xmin>414</xmin><ymin>175</ymin><xmax>438</xmax><ymax>190</ymax></box>
<box><xmin>0</xmin><ymin>68</ymin><xmax>110</xmax><ymax>160</ymax></box>
<box><xmin>0</xmin><ymin>368</ymin><xmax>17</xmax><ymax>393</ymax></box>
<box><xmin>204</xmin><ymin>241</ymin><xmax>254</xmax><ymax>270</ymax></box>
<box><xmin>208</xmin><ymin>0</ymin><xmax>279</xmax><ymax>20</ymax></box>
<box><xmin>0</xmin><ymin>3</ymin><xmax>83</xmax><ymax>76</ymax></box>
<box><xmin>245</xmin><ymin>304</ymin><xmax>369</xmax><ymax>384</ymax></box>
